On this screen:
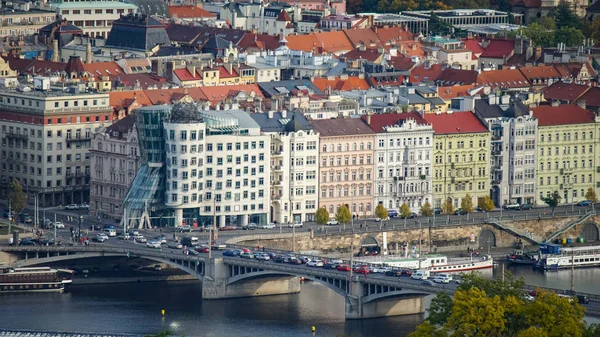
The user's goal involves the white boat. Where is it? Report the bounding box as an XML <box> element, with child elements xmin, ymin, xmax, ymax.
<box><xmin>0</xmin><ymin>267</ymin><xmax>72</xmax><ymax>293</ymax></box>
<box><xmin>536</xmin><ymin>245</ymin><xmax>600</xmax><ymax>270</ymax></box>
<box><xmin>356</xmin><ymin>253</ymin><xmax>494</xmax><ymax>273</ymax></box>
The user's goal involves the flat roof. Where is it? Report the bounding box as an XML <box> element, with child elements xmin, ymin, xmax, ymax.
<box><xmin>51</xmin><ymin>1</ymin><xmax>137</xmax><ymax>9</ymax></box>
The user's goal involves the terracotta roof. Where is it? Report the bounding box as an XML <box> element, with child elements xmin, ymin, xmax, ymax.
<box><xmin>437</xmin><ymin>84</ymin><xmax>477</xmax><ymax>100</ymax></box>
<box><xmin>463</xmin><ymin>39</ymin><xmax>484</xmax><ymax>55</ymax></box>
<box><xmin>65</xmin><ymin>56</ymin><xmax>85</xmax><ymax>74</ymax></box>
<box><xmin>409</xmin><ymin>63</ymin><xmax>443</xmax><ymax>83</ymax></box>
<box><xmin>424</xmin><ymin>111</ymin><xmax>488</xmax><ymax>134</ymax></box>
<box><xmin>286</xmin><ymin>33</ymin><xmax>321</xmax><ymax>52</ymax></box>
<box><xmin>83</xmin><ymin>61</ymin><xmax>124</xmax><ymax>78</ymax></box>
<box><xmin>144</xmin><ymin>87</ymin><xmax>207</xmax><ymax>105</ymax></box>
<box><xmin>112</xmin><ymin>73</ymin><xmax>168</xmax><ymax>90</ymax></box>
<box><xmin>168</xmin><ymin>5</ymin><xmax>216</xmax><ymax>19</ymax></box>
<box><xmin>199</xmin><ymin>84</ymin><xmax>264</xmax><ymax>104</ymax></box>
<box><xmin>362</xmin><ymin>112</ymin><xmax>429</xmax><ymax>133</ymax></box>
<box><xmin>343</xmin><ymin>27</ymin><xmax>381</xmax><ymax>47</ymax></box>
<box><xmin>518</xmin><ymin>65</ymin><xmax>562</xmax><ymax>81</ymax></box>
<box><xmin>6</xmin><ymin>57</ymin><xmax>66</xmax><ymax>75</ymax></box>
<box><xmin>174</xmin><ymin>68</ymin><xmax>202</xmax><ymax>81</ymax></box>
<box><xmin>374</xmin><ymin>26</ymin><xmax>414</xmax><ymax>46</ymax></box>
<box><xmin>110</xmin><ymin>90</ymin><xmax>152</xmax><ymax>108</ymax></box>
<box><xmin>313</xmin><ymin>31</ymin><xmax>354</xmax><ymax>53</ymax></box>
<box><xmin>477</xmin><ymin>69</ymin><xmax>530</xmax><ymax>89</ymax></box>
<box><xmin>237</xmin><ymin>33</ymin><xmax>280</xmax><ymax>51</ymax></box>
<box><xmin>277</xmin><ymin>10</ymin><xmax>291</xmax><ymax>21</ymax></box>
<box><xmin>533</xmin><ymin>104</ymin><xmax>596</xmax><ymax>126</ymax></box>
<box><xmin>312</xmin><ymin>76</ymin><xmax>370</xmax><ymax>91</ymax></box>
<box><xmin>387</xmin><ymin>56</ymin><xmax>415</xmax><ymax>71</ymax></box>
<box><xmin>218</xmin><ymin>66</ymin><xmax>238</xmax><ymax>78</ymax></box>
<box><xmin>310</xmin><ymin>118</ymin><xmax>375</xmax><ymax>137</ymax></box>
<box><xmin>479</xmin><ymin>39</ymin><xmax>514</xmax><ymax>59</ymax></box>
<box><xmin>436</xmin><ymin>68</ymin><xmax>478</xmax><ymax>85</ymax></box>
<box><xmin>343</xmin><ymin>48</ymin><xmax>382</xmax><ymax>62</ymax></box>
<box><xmin>543</xmin><ymin>82</ymin><xmax>590</xmax><ymax>103</ymax></box>
<box><xmin>579</xmin><ymin>87</ymin><xmax>600</xmax><ymax>108</ymax></box>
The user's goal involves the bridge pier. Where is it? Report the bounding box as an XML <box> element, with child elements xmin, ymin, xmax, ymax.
<box><xmin>345</xmin><ymin>278</ymin><xmax>425</xmax><ymax>319</ymax></box>
<box><xmin>202</xmin><ymin>258</ymin><xmax>300</xmax><ymax>300</ymax></box>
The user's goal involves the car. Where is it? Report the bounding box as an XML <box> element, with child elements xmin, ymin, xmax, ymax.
<box><xmin>307</xmin><ymin>260</ymin><xmax>324</xmax><ymax>267</ymax></box>
<box><xmin>219</xmin><ymin>226</ymin><xmax>237</xmax><ymax>231</ymax></box>
<box><xmin>385</xmin><ymin>269</ymin><xmax>402</xmax><ymax>277</ymax></box>
<box><xmin>242</xmin><ymin>223</ymin><xmax>257</xmax><ymax>230</ymax></box>
<box><xmin>53</xmin><ymin>221</ymin><xmax>65</xmax><ymax>229</ymax></box>
<box><xmin>288</xmin><ymin>257</ymin><xmax>303</xmax><ymax>265</ymax></box>
<box><xmin>154</xmin><ymin>235</ymin><xmax>167</xmax><ymax>244</ymax></box>
<box><xmin>522</xmin><ymin>293</ymin><xmax>535</xmax><ymax>301</ymax></box>
<box><xmin>354</xmin><ymin>265</ymin><xmax>370</xmax><ymax>274</ymax></box>
<box><xmin>400</xmin><ymin>213</ymin><xmax>418</xmax><ymax>219</ymax></box>
<box><xmin>19</xmin><ymin>239</ymin><xmax>37</xmax><ymax>246</ymax></box>
<box><xmin>186</xmin><ymin>248</ymin><xmax>199</xmax><ymax>256</ymax></box>
<box><xmin>94</xmin><ymin>234</ymin><xmax>108</xmax><ymax>243</ymax></box>
<box><xmin>128</xmin><ymin>230</ymin><xmax>140</xmax><ymax>236</ymax></box>
<box><xmin>577</xmin><ymin>295</ymin><xmax>590</xmax><ymax>304</ymax></box>
<box><xmin>433</xmin><ymin>276</ymin><xmax>451</xmax><ymax>284</ymax></box>
<box><xmin>288</xmin><ymin>221</ymin><xmax>303</xmax><ymax>228</ymax></box>
<box><xmin>79</xmin><ymin>203</ymin><xmax>90</xmax><ymax>210</ymax></box>
<box><xmin>195</xmin><ymin>246</ymin><xmax>210</xmax><ymax>253</ymax></box>
<box><xmin>147</xmin><ymin>240</ymin><xmax>162</xmax><ymax>249</ymax></box>
<box><xmin>167</xmin><ymin>240</ymin><xmax>183</xmax><ymax>249</ymax></box>
<box><xmin>256</xmin><ymin>223</ymin><xmax>275</xmax><ymax>229</ymax></box>
<box><xmin>421</xmin><ymin>279</ymin><xmax>436</xmax><ymax>286</ymax></box>
<box><xmin>117</xmin><ymin>232</ymin><xmax>131</xmax><ymax>240</ymax></box>
<box><xmin>400</xmin><ymin>269</ymin><xmax>413</xmax><ymax>277</ymax></box>
<box><xmin>520</xmin><ymin>204</ymin><xmax>534</xmax><ymax>210</ymax></box>
<box><xmin>274</xmin><ymin>255</ymin><xmax>289</xmax><ymax>263</ymax></box>
<box><xmin>298</xmin><ymin>256</ymin><xmax>311</xmax><ymax>264</ymax></box>
<box><xmin>577</xmin><ymin>200</ymin><xmax>593</xmax><ymax>207</ymax></box>
<box><xmin>388</xmin><ymin>209</ymin><xmax>399</xmax><ymax>218</ymax></box>
<box><xmin>434</xmin><ymin>208</ymin><xmax>442</xmax><ymax>215</ymax></box>
<box><xmin>375</xmin><ymin>216</ymin><xmax>390</xmax><ymax>222</ymax></box>
<box><xmin>64</xmin><ymin>204</ymin><xmax>79</xmax><ymax>210</ymax></box>
<box><xmin>454</xmin><ymin>209</ymin><xmax>468</xmax><ymax>215</ymax></box>
<box><xmin>337</xmin><ymin>264</ymin><xmax>351</xmax><ymax>272</ymax></box>
<box><xmin>503</xmin><ymin>202</ymin><xmax>521</xmax><ymax>210</ymax></box>
<box><xmin>178</xmin><ymin>225</ymin><xmax>194</xmax><ymax>233</ymax></box>
<box><xmin>153</xmin><ymin>265</ymin><xmax>162</xmax><ymax>271</ymax></box>
<box><xmin>371</xmin><ymin>267</ymin><xmax>390</xmax><ymax>273</ymax></box>
<box><xmin>240</xmin><ymin>252</ymin><xmax>254</xmax><ymax>259</ymax></box>
<box><xmin>135</xmin><ymin>236</ymin><xmax>147</xmax><ymax>243</ymax></box>
<box><xmin>326</xmin><ymin>219</ymin><xmax>339</xmax><ymax>225</ymax></box>
<box><xmin>323</xmin><ymin>262</ymin><xmax>340</xmax><ymax>269</ymax></box>
<box><xmin>255</xmin><ymin>253</ymin><xmax>271</xmax><ymax>261</ymax></box>
<box><xmin>223</xmin><ymin>249</ymin><xmax>242</xmax><ymax>257</ymax></box>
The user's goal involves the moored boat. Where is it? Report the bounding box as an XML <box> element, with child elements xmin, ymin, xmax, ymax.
<box><xmin>0</xmin><ymin>267</ymin><xmax>72</xmax><ymax>293</ymax></box>
<box><xmin>357</xmin><ymin>253</ymin><xmax>493</xmax><ymax>273</ymax></box>
<box><xmin>535</xmin><ymin>244</ymin><xmax>600</xmax><ymax>270</ymax></box>
<box><xmin>507</xmin><ymin>250</ymin><xmax>538</xmax><ymax>265</ymax></box>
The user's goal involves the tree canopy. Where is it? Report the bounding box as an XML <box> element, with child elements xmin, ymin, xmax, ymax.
<box><xmin>541</xmin><ymin>192</ymin><xmax>561</xmax><ymax>215</ymax></box>
<box><xmin>314</xmin><ymin>207</ymin><xmax>329</xmax><ymax>226</ymax></box>
<box><xmin>335</xmin><ymin>205</ymin><xmax>351</xmax><ymax>224</ymax></box>
<box><xmin>478</xmin><ymin>196</ymin><xmax>495</xmax><ymax>212</ymax></box>
<box><xmin>441</xmin><ymin>198</ymin><xmax>454</xmax><ymax>215</ymax></box>
<box><xmin>375</xmin><ymin>203</ymin><xmax>388</xmax><ymax>220</ymax></box>
<box><xmin>460</xmin><ymin>194</ymin><xmax>474</xmax><ymax>214</ymax></box>
<box><xmin>420</xmin><ymin>201</ymin><xmax>433</xmax><ymax>217</ymax></box>
<box><xmin>400</xmin><ymin>203</ymin><xmax>412</xmax><ymax>218</ymax></box>
<box><xmin>8</xmin><ymin>179</ymin><xmax>26</xmax><ymax>215</ymax></box>
<box><xmin>585</xmin><ymin>187</ymin><xmax>597</xmax><ymax>203</ymax></box>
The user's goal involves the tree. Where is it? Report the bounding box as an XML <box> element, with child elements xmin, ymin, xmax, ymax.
<box><xmin>375</xmin><ymin>203</ymin><xmax>388</xmax><ymax>220</ymax></box>
<box><xmin>553</xmin><ymin>1</ymin><xmax>582</xmax><ymax>30</ymax></box>
<box><xmin>541</xmin><ymin>192</ymin><xmax>561</xmax><ymax>216</ymax></box>
<box><xmin>314</xmin><ymin>207</ymin><xmax>329</xmax><ymax>226</ymax></box>
<box><xmin>523</xmin><ymin>22</ymin><xmax>555</xmax><ymax>47</ymax></box>
<box><xmin>555</xmin><ymin>27</ymin><xmax>585</xmax><ymax>47</ymax></box>
<box><xmin>441</xmin><ymin>198</ymin><xmax>454</xmax><ymax>215</ymax></box>
<box><xmin>537</xmin><ymin>16</ymin><xmax>557</xmax><ymax>31</ymax></box>
<box><xmin>399</xmin><ymin>203</ymin><xmax>411</xmax><ymax>218</ymax></box>
<box><xmin>427</xmin><ymin>292</ymin><xmax>453</xmax><ymax>325</ymax></box>
<box><xmin>478</xmin><ymin>195</ymin><xmax>495</xmax><ymax>212</ymax></box>
<box><xmin>444</xmin><ymin>287</ymin><xmax>507</xmax><ymax>337</ymax></box>
<box><xmin>420</xmin><ymin>201</ymin><xmax>433</xmax><ymax>217</ymax></box>
<box><xmin>460</xmin><ymin>193</ymin><xmax>474</xmax><ymax>214</ymax></box>
<box><xmin>8</xmin><ymin>179</ymin><xmax>27</xmax><ymax>215</ymax></box>
<box><xmin>335</xmin><ymin>205</ymin><xmax>351</xmax><ymax>225</ymax></box>
<box><xmin>429</xmin><ymin>12</ymin><xmax>453</xmax><ymax>35</ymax></box>
<box><xmin>585</xmin><ymin>187</ymin><xmax>597</xmax><ymax>203</ymax></box>
<box><xmin>496</xmin><ymin>0</ymin><xmax>511</xmax><ymax>12</ymax></box>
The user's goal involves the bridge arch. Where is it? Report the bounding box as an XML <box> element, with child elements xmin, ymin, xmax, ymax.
<box><xmin>581</xmin><ymin>223</ymin><xmax>599</xmax><ymax>242</ymax></box>
<box><xmin>479</xmin><ymin>229</ymin><xmax>496</xmax><ymax>249</ymax></box>
<box><xmin>362</xmin><ymin>290</ymin><xmax>433</xmax><ymax>303</ymax></box>
<box><xmin>360</xmin><ymin>236</ymin><xmax>380</xmax><ymax>255</ymax></box>
<box><xmin>227</xmin><ymin>270</ymin><xmax>349</xmax><ymax>297</ymax></box>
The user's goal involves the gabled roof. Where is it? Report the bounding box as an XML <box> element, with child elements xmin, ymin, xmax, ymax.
<box><xmin>463</xmin><ymin>39</ymin><xmax>484</xmax><ymax>55</ymax></box>
<box><xmin>310</xmin><ymin>118</ymin><xmax>375</xmax><ymax>137</ymax></box>
<box><xmin>343</xmin><ymin>27</ymin><xmax>381</xmax><ymax>47</ymax></box>
<box><xmin>343</xmin><ymin>48</ymin><xmax>382</xmax><ymax>62</ymax></box>
<box><xmin>518</xmin><ymin>65</ymin><xmax>562</xmax><ymax>81</ymax></box>
<box><xmin>475</xmin><ymin>98</ymin><xmax>530</xmax><ymax>119</ymax></box>
<box><xmin>106</xmin><ymin>114</ymin><xmax>136</xmax><ymax>136</ymax></box>
<box><xmin>312</xmin><ymin>76</ymin><xmax>371</xmax><ymax>92</ymax></box>
<box><xmin>437</xmin><ymin>84</ymin><xmax>477</xmax><ymax>100</ymax></box>
<box><xmin>533</xmin><ymin>104</ymin><xmax>595</xmax><ymax>126</ymax></box>
<box><xmin>166</xmin><ymin>23</ymin><xmax>203</xmax><ymax>44</ymax></box>
<box><xmin>277</xmin><ymin>10</ymin><xmax>292</xmax><ymax>21</ymax></box>
<box><xmin>168</xmin><ymin>5</ymin><xmax>216</xmax><ymax>19</ymax></box>
<box><xmin>65</xmin><ymin>56</ymin><xmax>85</xmax><ymax>74</ymax></box>
<box><xmin>258</xmin><ymin>80</ymin><xmax>324</xmax><ymax>98</ymax></box>
<box><xmin>144</xmin><ymin>88</ymin><xmax>207</xmax><ymax>105</ymax></box>
<box><xmin>477</xmin><ymin>69</ymin><xmax>530</xmax><ymax>89</ymax></box>
<box><xmin>579</xmin><ymin>87</ymin><xmax>600</xmax><ymax>108</ymax></box>
<box><xmin>4</xmin><ymin>57</ymin><xmax>66</xmax><ymax>75</ymax></box>
<box><xmin>387</xmin><ymin>56</ymin><xmax>415</xmax><ymax>71</ymax></box>
<box><xmin>174</xmin><ymin>68</ymin><xmax>202</xmax><ymax>81</ymax></box>
<box><xmin>105</xmin><ymin>14</ymin><xmax>170</xmax><ymax>51</ymax></box>
<box><xmin>409</xmin><ymin>63</ymin><xmax>443</xmax><ymax>83</ymax></box>
<box><xmin>543</xmin><ymin>81</ymin><xmax>590</xmax><ymax>103</ymax></box>
<box><xmin>424</xmin><ymin>111</ymin><xmax>488</xmax><ymax>134</ymax></box>
<box><xmin>251</xmin><ymin>111</ymin><xmax>311</xmax><ymax>133</ymax></box>
<box><xmin>374</xmin><ymin>26</ymin><xmax>415</xmax><ymax>46</ymax></box>
<box><xmin>286</xmin><ymin>33</ymin><xmax>321</xmax><ymax>52</ymax></box>
<box><xmin>313</xmin><ymin>31</ymin><xmax>354</xmax><ymax>53</ymax></box>
<box><xmin>112</xmin><ymin>73</ymin><xmax>168</xmax><ymax>90</ymax></box>
<box><xmin>83</xmin><ymin>61</ymin><xmax>124</xmax><ymax>78</ymax></box>
<box><xmin>110</xmin><ymin>91</ymin><xmax>152</xmax><ymax>109</ymax></box>
<box><xmin>362</xmin><ymin>112</ymin><xmax>429</xmax><ymax>133</ymax></box>
<box><xmin>237</xmin><ymin>33</ymin><xmax>280</xmax><ymax>51</ymax></box>
<box><xmin>199</xmin><ymin>84</ymin><xmax>263</xmax><ymax>104</ymax></box>
<box><xmin>479</xmin><ymin>39</ymin><xmax>514</xmax><ymax>59</ymax></box>
<box><xmin>436</xmin><ymin>68</ymin><xmax>478</xmax><ymax>85</ymax></box>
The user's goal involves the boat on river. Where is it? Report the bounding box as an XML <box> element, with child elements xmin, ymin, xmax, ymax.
<box><xmin>535</xmin><ymin>244</ymin><xmax>600</xmax><ymax>270</ymax></box>
<box><xmin>357</xmin><ymin>253</ymin><xmax>493</xmax><ymax>273</ymax></box>
<box><xmin>507</xmin><ymin>250</ymin><xmax>538</xmax><ymax>265</ymax></box>
<box><xmin>0</xmin><ymin>267</ymin><xmax>72</xmax><ymax>293</ymax></box>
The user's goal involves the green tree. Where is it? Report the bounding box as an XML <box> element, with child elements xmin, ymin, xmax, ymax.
<box><xmin>335</xmin><ymin>205</ymin><xmax>351</xmax><ymax>225</ymax></box>
<box><xmin>441</xmin><ymin>198</ymin><xmax>454</xmax><ymax>215</ymax></box>
<box><xmin>460</xmin><ymin>193</ymin><xmax>474</xmax><ymax>213</ymax></box>
<box><xmin>523</xmin><ymin>22</ymin><xmax>555</xmax><ymax>47</ymax></box>
<box><xmin>429</xmin><ymin>12</ymin><xmax>454</xmax><ymax>35</ymax></box>
<box><xmin>522</xmin><ymin>290</ymin><xmax>585</xmax><ymax>337</ymax></box>
<box><xmin>591</xmin><ymin>17</ymin><xmax>600</xmax><ymax>42</ymax></box>
<box><xmin>585</xmin><ymin>187</ymin><xmax>597</xmax><ymax>203</ymax></box>
<box><xmin>555</xmin><ymin>27</ymin><xmax>585</xmax><ymax>47</ymax></box>
<box><xmin>400</xmin><ymin>203</ymin><xmax>411</xmax><ymax>218</ymax></box>
<box><xmin>314</xmin><ymin>207</ymin><xmax>329</xmax><ymax>226</ymax></box>
<box><xmin>553</xmin><ymin>1</ymin><xmax>582</xmax><ymax>30</ymax></box>
<box><xmin>478</xmin><ymin>195</ymin><xmax>495</xmax><ymax>212</ymax></box>
<box><xmin>584</xmin><ymin>324</ymin><xmax>600</xmax><ymax>337</ymax></box>
<box><xmin>537</xmin><ymin>16</ymin><xmax>557</xmax><ymax>30</ymax></box>
<box><xmin>542</xmin><ymin>191</ymin><xmax>561</xmax><ymax>216</ymax></box>
<box><xmin>459</xmin><ymin>272</ymin><xmax>525</xmax><ymax>299</ymax></box>
<box><xmin>375</xmin><ymin>203</ymin><xmax>388</xmax><ymax>220</ymax></box>
<box><xmin>444</xmin><ymin>287</ymin><xmax>507</xmax><ymax>337</ymax></box>
<box><xmin>8</xmin><ymin>179</ymin><xmax>27</xmax><ymax>215</ymax></box>
<box><xmin>496</xmin><ymin>0</ymin><xmax>511</xmax><ymax>12</ymax></box>
<box><xmin>420</xmin><ymin>201</ymin><xmax>433</xmax><ymax>217</ymax></box>
<box><xmin>427</xmin><ymin>292</ymin><xmax>453</xmax><ymax>325</ymax></box>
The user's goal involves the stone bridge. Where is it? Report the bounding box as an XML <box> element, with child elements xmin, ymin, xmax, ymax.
<box><xmin>0</xmin><ymin>246</ymin><xmax>444</xmax><ymax>319</ymax></box>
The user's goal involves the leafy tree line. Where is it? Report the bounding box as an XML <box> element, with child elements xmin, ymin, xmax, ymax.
<box><xmin>347</xmin><ymin>0</ymin><xmax>487</xmax><ymax>14</ymax></box>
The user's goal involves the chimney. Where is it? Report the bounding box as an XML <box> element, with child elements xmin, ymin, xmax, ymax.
<box><xmin>33</xmin><ymin>34</ymin><xmax>38</xmax><ymax>45</ymax></box>
<box><xmin>551</xmin><ymin>99</ymin><xmax>560</xmax><ymax>107</ymax></box>
<box><xmin>86</xmin><ymin>42</ymin><xmax>92</xmax><ymax>64</ymax></box>
<box><xmin>268</xmin><ymin>111</ymin><xmax>274</xmax><ymax>118</ymax></box>
<box><xmin>366</xmin><ymin>114</ymin><xmax>371</xmax><ymax>125</ymax></box>
<box><xmin>525</xmin><ymin>46</ymin><xmax>533</xmax><ymax>61</ymax></box>
<box><xmin>577</xmin><ymin>100</ymin><xmax>587</xmax><ymax>110</ymax></box>
<box><xmin>226</xmin><ymin>62</ymin><xmax>233</xmax><ymax>75</ymax></box>
<box><xmin>535</xmin><ymin>47</ymin><xmax>542</xmax><ymax>61</ymax></box>
<box><xmin>52</xmin><ymin>39</ymin><xmax>59</xmax><ymax>62</ymax></box>
<box><xmin>281</xmin><ymin>109</ymin><xmax>287</xmax><ymax>118</ymax></box>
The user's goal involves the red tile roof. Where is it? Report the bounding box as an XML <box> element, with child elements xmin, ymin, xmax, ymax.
<box><xmin>237</xmin><ymin>33</ymin><xmax>280</xmax><ymax>51</ymax></box>
<box><xmin>174</xmin><ymin>68</ymin><xmax>202</xmax><ymax>81</ymax></box>
<box><xmin>168</xmin><ymin>5</ymin><xmax>216</xmax><ymax>19</ymax></box>
<box><xmin>144</xmin><ymin>87</ymin><xmax>207</xmax><ymax>105</ymax></box>
<box><xmin>277</xmin><ymin>10</ymin><xmax>292</xmax><ymax>21</ymax></box>
<box><xmin>286</xmin><ymin>33</ymin><xmax>321</xmax><ymax>52</ymax></box>
<box><xmin>387</xmin><ymin>56</ymin><xmax>415</xmax><ymax>71</ymax></box>
<box><xmin>543</xmin><ymin>82</ymin><xmax>590</xmax><ymax>103</ymax></box>
<box><xmin>343</xmin><ymin>48</ymin><xmax>382</xmax><ymax>62</ymax></box>
<box><xmin>480</xmin><ymin>39</ymin><xmax>515</xmax><ymax>59</ymax></box>
<box><xmin>374</xmin><ymin>26</ymin><xmax>415</xmax><ymax>45</ymax></box>
<box><xmin>310</xmin><ymin>118</ymin><xmax>375</xmax><ymax>137</ymax></box>
<box><xmin>217</xmin><ymin>66</ymin><xmax>238</xmax><ymax>78</ymax></box>
<box><xmin>362</xmin><ymin>112</ymin><xmax>429</xmax><ymax>133</ymax></box>
<box><xmin>343</xmin><ymin>27</ymin><xmax>381</xmax><ymax>47</ymax></box>
<box><xmin>463</xmin><ymin>39</ymin><xmax>484</xmax><ymax>55</ymax></box>
<box><xmin>110</xmin><ymin>90</ymin><xmax>152</xmax><ymax>108</ymax></box>
<box><xmin>477</xmin><ymin>69</ymin><xmax>529</xmax><ymax>89</ymax></box>
<box><xmin>410</xmin><ymin>63</ymin><xmax>443</xmax><ymax>83</ymax></box>
<box><xmin>533</xmin><ymin>104</ymin><xmax>596</xmax><ymax>126</ymax></box>
<box><xmin>199</xmin><ymin>84</ymin><xmax>264</xmax><ymax>104</ymax></box>
<box><xmin>579</xmin><ymin>87</ymin><xmax>600</xmax><ymax>108</ymax></box>
<box><xmin>436</xmin><ymin>68</ymin><xmax>478</xmax><ymax>85</ymax></box>
<box><xmin>437</xmin><ymin>84</ymin><xmax>477</xmax><ymax>100</ymax></box>
<box><xmin>313</xmin><ymin>31</ymin><xmax>354</xmax><ymax>53</ymax></box>
<box><xmin>83</xmin><ymin>61</ymin><xmax>124</xmax><ymax>78</ymax></box>
<box><xmin>518</xmin><ymin>65</ymin><xmax>562</xmax><ymax>81</ymax></box>
<box><xmin>312</xmin><ymin>76</ymin><xmax>371</xmax><ymax>91</ymax></box>
<box><xmin>424</xmin><ymin>111</ymin><xmax>488</xmax><ymax>134</ymax></box>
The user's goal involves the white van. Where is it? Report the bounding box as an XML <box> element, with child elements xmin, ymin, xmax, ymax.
<box><xmin>411</xmin><ymin>270</ymin><xmax>430</xmax><ymax>280</ymax></box>
<box><xmin>433</xmin><ymin>273</ymin><xmax>452</xmax><ymax>283</ymax></box>
<box><xmin>104</xmin><ymin>228</ymin><xmax>117</xmax><ymax>237</ymax></box>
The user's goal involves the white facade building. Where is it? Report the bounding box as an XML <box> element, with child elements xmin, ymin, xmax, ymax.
<box><xmin>251</xmin><ymin>111</ymin><xmax>319</xmax><ymax>224</ymax></box>
<box><xmin>365</xmin><ymin>113</ymin><xmax>434</xmax><ymax>213</ymax></box>
<box><xmin>52</xmin><ymin>0</ymin><xmax>137</xmax><ymax>38</ymax></box>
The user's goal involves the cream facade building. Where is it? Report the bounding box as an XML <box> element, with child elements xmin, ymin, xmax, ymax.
<box><xmin>310</xmin><ymin>118</ymin><xmax>375</xmax><ymax>219</ymax></box>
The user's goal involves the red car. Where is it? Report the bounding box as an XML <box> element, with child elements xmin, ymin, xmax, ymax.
<box><xmin>219</xmin><ymin>226</ymin><xmax>237</xmax><ymax>231</ymax></box>
<box><xmin>195</xmin><ymin>246</ymin><xmax>210</xmax><ymax>253</ymax></box>
<box><xmin>354</xmin><ymin>265</ymin><xmax>370</xmax><ymax>275</ymax></box>
<box><xmin>336</xmin><ymin>264</ymin><xmax>351</xmax><ymax>272</ymax></box>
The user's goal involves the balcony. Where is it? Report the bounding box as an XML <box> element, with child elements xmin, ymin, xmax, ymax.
<box><xmin>271</xmin><ymin>194</ymin><xmax>282</xmax><ymax>200</ymax></box>
<box><xmin>273</xmin><ymin>165</ymin><xmax>282</xmax><ymax>171</ymax></box>
<box><xmin>271</xmin><ymin>149</ymin><xmax>283</xmax><ymax>156</ymax></box>
<box><xmin>67</xmin><ymin>172</ymin><xmax>90</xmax><ymax>178</ymax></box>
<box><xmin>66</xmin><ymin>135</ymin><xmax>92</xmax><ymax>143</ymax></box>
<box><xmin>273</xmin><ymin>180</ymin><xmax>283</xmax><ymax>186</ymax></box>
<box><xmin>491</xmin><ymin>149</ymin><xmax>502</xmax><ymax>156</ymax></box>
<box><xmin>419</xmin><ymin>174</ymin><xmax>426</xmax><ymax>180</ymax></box>
<box><xmin>492</xmin><ymin>179</ymin><xmax>501</xmax><ymax>185</ymax></box>
<box><xmin>492</xmin><ymin>135</ymin><xmax>502</xmax><ymax>141</ymax></box>
<box><xmin>5</xmin><ymin>132</ymin><xmax>28</xmax><ymax>141</ymax></box>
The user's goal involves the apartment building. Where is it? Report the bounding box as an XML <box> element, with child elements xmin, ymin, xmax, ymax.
<box><xmin>533</xmin><ymin>102</ymin><xmax>600</xmax><ymax>206</ymax></box>
<box><xmin>90</xmin><ymin>115</ymin><xmax>140</xmax><ymax>219</ymax></box>
<box><xmin>364</xmin><ymin>113</ymin><xmax>434</xmax><ymax>213</ymax></box>
<box><xmin>0</xmin><ymin>80</ymin><xmax>112</xmax><ymax>206</ymax></box>
<box><xmin>425</xmin><ymin>111</ymin><xmax>491</xmax><ymax>209</ymax></box>
<box><xmin>475</xmin><ymin>96</ymin><xmax>538</xmax><ymax>206</ymax></box>
<box><xmin>52</xmin><ymin>0</ymin><xmax>137</xmax><ymax>38</ymax></box>
<box><xmin>252</xmin><ymin>111</ymin><xmax>319</xmax><ymax>224</ymax></box>
<box><xmin>0</xmin><ymin>7</ymin><xmax>57</xmax><ymax>37</ymax></box>
<box><xmin>310</xmin><ymin>118</ymin><xmax>375</xmax><ymax>219</ymax></box>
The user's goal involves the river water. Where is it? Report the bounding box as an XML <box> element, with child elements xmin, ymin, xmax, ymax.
<box><xmin>1</xmin><ymin>264</ymin><xmax>599</xmax><ymax>337</ymax></box>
